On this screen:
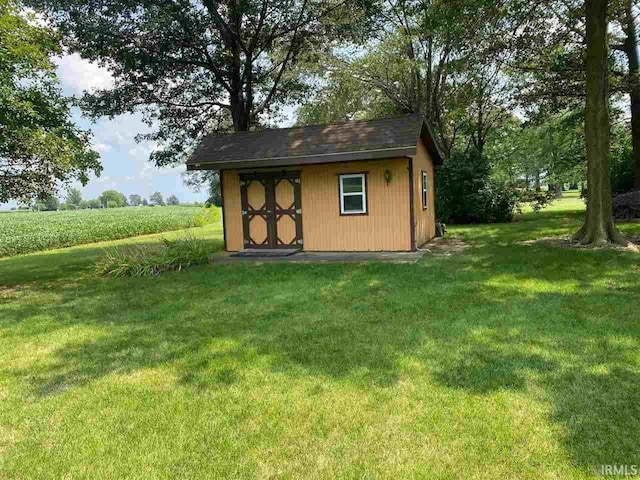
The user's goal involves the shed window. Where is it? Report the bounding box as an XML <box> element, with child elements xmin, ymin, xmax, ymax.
<box><xmin>421</xmin><ymin>170</ymin><xmax>428</xmax><ymax>209</ymax></box>
<box><xmin>339</xmin><ymin>173</ymin><xmax>367</xmax><ymax>215</ymax></box>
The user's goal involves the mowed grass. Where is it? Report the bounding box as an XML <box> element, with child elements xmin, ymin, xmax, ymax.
<box><xmin>0</xmin><ymin>206</ymin><xmax>217</xmax><ymax>257</ymax></box>
<box><xmin>1</xmin><ymin>199</ymin><xmax>640</xmax><ymax>479</ymax></box>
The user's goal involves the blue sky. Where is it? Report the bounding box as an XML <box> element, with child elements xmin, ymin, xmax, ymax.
<box><xmin>2</xmin><ymin>53</ymin><xmax>295</xmax><ymax>209</ymax></box>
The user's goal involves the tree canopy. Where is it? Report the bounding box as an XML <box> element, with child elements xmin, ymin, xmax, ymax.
<box><xmin>29</xmin><ymin>0</ymin><xmax>378</xmax><ymax>168</ymax></box>
<box><xmin>149</xmin><ymin>192</ymin><xmax>165</xmax><ymax>206</ymax></box>
<box><xmin>128</xmin><ymin>194</ymin><xmax>143</xmax><ymax>207</ymax></box>
<box><xmin>0</xmin><ymin>0</ymin><xmax>100</xmax><ymax>203</ymax></box>
<box><xmin>99</xmin><ymin>190</ymin><xmax>127</xmax><ymax>208</ymax></box>
<box><xmin>65</xmin><ymin>187</ymin><xmax>83</xmax><ymax>207</ymax></box>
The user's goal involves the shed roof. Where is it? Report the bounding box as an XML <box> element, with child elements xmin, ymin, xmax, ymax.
<box><xmin>186</xmin><ymin>113</ymin><xmax>444</xmax><ymax>171</ymax></box>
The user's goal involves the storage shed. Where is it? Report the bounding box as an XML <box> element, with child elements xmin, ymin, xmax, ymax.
<box><xmin>187</xmin><ymin>114</ymin><xmax>444</xmax><ymax>252</ymax></box>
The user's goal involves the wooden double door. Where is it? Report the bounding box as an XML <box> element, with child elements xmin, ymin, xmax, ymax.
<box><xmin>240</xmin><ymin>172</ymin><xmax>303</xmax><ymax>249</ymax></box>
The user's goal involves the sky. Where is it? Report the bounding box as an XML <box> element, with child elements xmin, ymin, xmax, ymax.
<box><xmin>2</xmin><ymin>53</ymin><xmax>295</xmax><ymax>210</ymax></box>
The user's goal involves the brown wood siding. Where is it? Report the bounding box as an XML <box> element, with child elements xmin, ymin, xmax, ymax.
<box><xmin>222</xmin><ymin>158</ymin><xmax>411</xmax><ymax>251</ymax></box>
<box><xmin>301</xmin><ymin>159</ymin><xmax>410</xmax><ymax>251</ymax></box>
<box><xmin>222</xmin><ymin>169</ymin><xmax>244</xmax><ymax>251</ymax></box>
<box><xmin>412</xmin><ymin>139</ymin><xmax>436</xmax><ymax>245</ymax></box>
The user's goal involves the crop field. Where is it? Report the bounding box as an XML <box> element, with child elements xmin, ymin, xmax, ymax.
<box><xmin>0</xmin><ymin>206</ymin><xmax>220</xmax><ymax>257</ymax></box>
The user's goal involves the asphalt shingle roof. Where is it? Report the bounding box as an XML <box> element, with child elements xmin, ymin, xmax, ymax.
<box><xmin>187</xmin><ymin>114</ymin><xmax>443</xmax><ymax>170</ymax></box>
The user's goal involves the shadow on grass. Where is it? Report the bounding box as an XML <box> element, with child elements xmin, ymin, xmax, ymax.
<box><xmin>433</xmin><ymin>347</ymin><xmax>555</xmax><ymax>394</ymax></box>
<box><xmin>457</xmin><ymin>208</ymin><xmax>640</xmax><ymax>249</ymax></box>
<box><xmin>425</xmin><ymin>327</ymin><xmax>640</xmax><ymax>466</ymax></box>
<box><xmin>2</xmin><ymin>209</ymin><xmax>640</xmax><ymax>468</ymax></box>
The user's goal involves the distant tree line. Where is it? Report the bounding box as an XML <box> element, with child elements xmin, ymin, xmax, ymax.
<box><xmin>20</xmin><ymin>189</ymin><xmax>191</xmax><ymax>211</ymax></box>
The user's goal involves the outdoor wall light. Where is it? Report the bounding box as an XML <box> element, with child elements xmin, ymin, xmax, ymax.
<box><xmin>384</xmin><ymin>168</ymin><xmax>393</xmax><ymax>185</ymax></box>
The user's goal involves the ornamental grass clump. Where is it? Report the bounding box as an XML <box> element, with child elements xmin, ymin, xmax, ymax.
<box><xmin>96</xmin><ymin>234</ymin><xmax>210</xmax><ymax>277</ymax></box>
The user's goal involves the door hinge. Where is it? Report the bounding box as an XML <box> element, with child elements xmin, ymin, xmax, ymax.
<box><xmin>294</xmin><ymin>178</ymin><xmax>301</xmax><ymax>184</ymax></box>
<box><xmin>242</xmin><ymin>210</ymin><xmax>247</xmax><ymax>215</ymax></box>
<box><xmin>296</xmin><ymin>209</ymin><xmax>302</xmax><ymax>215</ymax></box>
<box><xmin>297</xmin><ymin>239</ymin><xmax>303</xmax><ymax>245</ymax></box>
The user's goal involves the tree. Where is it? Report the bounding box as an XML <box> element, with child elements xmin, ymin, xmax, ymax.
<box><xmin>0</xmin><ymin>0</ymin><xmax>101</xmax><ymax>203</ymax></box>
<box><xmin>611</xmin><ymin>0</ymin><xmax>640</xmax><ymax>188</ymax></box>
<box><xmin>82</xmin><ymin>199</ymin><xmax>101</xmax><ymax>209</ymax></box>
<box><xmin>128</xmin><ymin>194</ymin><xmax>142</xmax><ymax>206</ymax></box>
<box><xmin>297</xmin><ymin>0</ymin><xmax>527</xmax><ymax>156</ymax></box>
<box><xmin>142</xmin><ymin>198</ymin><xmax>149</xmax><ymax>206</ymax></box>
<box><xmin>574</xmin><ymin>0</ymin><xmax>629</xmax><ymax>246</ymax></box>
<box><xmin>184</xmin><ymin>171</ymin><xmax>221</xmax><ymax>207</ymax></box>
<box><xmin>488</xmin><ymin>108</ymin><xmax>587</xmax><ymax>194</ymax></box>
<box><xmin>206</xmin><ymin>173</ymin><xmax>222</xmax><ymax>207</ymax></box>
<box><xmin>30</xmin><ymin>0</ymin><xmax>376</xmax><ymax>168</ymax></box>
<box><xmin>149</xmin><ymin>192</ymin><xmax>164</xmax><ymax>206</ymax></box>
<box><xmin>98</xmin><ymin>190</ymin><xmax>127</xmax><ymax>208</ymax></box>
<box><xmin>511</xmin><ymin>0</ymin><xmax>640</xmax><ymax>190</ymax></box>
<box><xmin>166</xmin><ymin>195</ymin><xmax>179</xmax><ymax>206</ymax></box>
<box><xmin>610</xmin><ymin>120</ymin><xmax>635</xmax><ymax>193</ymax></box>
<box><xmin>36</xmin><ymin>195</ymin><xmax>59</xmax><ymax>211</ymax></box>
<box><xmin>66</xmin><ymin>188</ymin><xmax>82</xmax><ymax>208</ymax></box>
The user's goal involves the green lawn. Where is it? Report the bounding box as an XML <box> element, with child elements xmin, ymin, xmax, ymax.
<box><xmin>1</xmin><ymin>198</ymin><xmax>640</xmax><ymax>479</ymax></box>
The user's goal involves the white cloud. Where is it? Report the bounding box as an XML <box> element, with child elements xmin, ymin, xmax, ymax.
<box><xmin>94</xmin><ymin>175</ymin><xmax>111</xmax><ymax>184</ymax></box>
<box><xmin>55</xmin><ymin>53</ymin><xmax>114</xmax><ymax>93</ymax></box>
<box><xmin>93</xmin><ymin>142</ymin><xmax>112</xmax><ymax>153</ymax></box>
<box><xmin>140</xmin><ymin>161</ymin><xmax>185</xmax><ymax>180</ymax></box>
<box><xmin>129</xmin><ymin>144</ymin><xmax>156</xmax><ymax>161</ymax></box>
<box><xmin>140</xmin><ymin>163</ymin><xmax>154</xmax><ymax>179</ymax></box>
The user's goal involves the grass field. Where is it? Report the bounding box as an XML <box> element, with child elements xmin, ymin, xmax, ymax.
<box><xmin>1</xmin><ymin>197</ymin><xmax>639</xmax><ymax>479</ymax></box>
<box><xmin>0</xmin><ymin>206</ymin><xmax>218</xmax><ymax>257</ymax></box>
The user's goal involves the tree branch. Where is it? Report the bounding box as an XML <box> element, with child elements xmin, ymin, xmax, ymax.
<box><xmin>252</xmin><ymin>0</ymin><xmax>309</xmax><ymax>118</ymax></box>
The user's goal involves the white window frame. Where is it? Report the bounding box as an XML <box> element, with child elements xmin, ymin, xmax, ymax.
<box><xmin>421</xmin><ymin>171</ymin><xmax>428</xmax><ymax>209</ymax></box>
<box><xmin>339</xmin><ymin>173</ymin><xmax>367</xmax><ymax>215</ymax></box>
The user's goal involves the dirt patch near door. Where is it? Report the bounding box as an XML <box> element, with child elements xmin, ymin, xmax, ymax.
<box><xmin>420</xmin><ymin>236</ymin><xmax>470</xmax><ymax>256</ymax></box>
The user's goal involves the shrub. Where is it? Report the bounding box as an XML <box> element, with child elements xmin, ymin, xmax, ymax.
<box><xmin>612</xmin><ymin>190</ymin><xmax>640</xmax><ymax>220</ymax></box>
<box><xmin>436</xmin><ymin>149</ymin><xmax>519</xmax><ymax>224</ymax></box>
<box><xmin>194</xmin><ymin>206</ymin><xmax>222</xmax><ymax>226</ymax></box>
<box><xmin>95</xmin><ymin>234</ymin><xmax>211</xmax><ymax>277</ymax></box>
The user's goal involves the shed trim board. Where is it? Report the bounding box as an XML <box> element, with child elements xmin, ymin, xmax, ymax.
<box><xmin>187</xmin><ymin>146</ymin><xmax>417</xmax><ymax>171</ymax></box>
<box><xmin>408</xmin><ymin>158</ymin><xmax>416</xmax><ymax>252</ymax></box>
<box><xmin>220</xmin><ymin>169</ymin><xmax>228</xmax><ymax>251</ymax></box>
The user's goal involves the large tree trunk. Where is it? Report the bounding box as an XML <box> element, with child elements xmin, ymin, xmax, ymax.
<box><xmin>574</xmin><ymin>0</ymin><xmax>629</xmax><ymax>246</ymax></box>
<box><xmin>623</xmin><ymin>0</ymin><xmax>640</xmax><ymax>189</ymax></box>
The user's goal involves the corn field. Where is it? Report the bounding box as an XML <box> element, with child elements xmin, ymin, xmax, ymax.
<box><xmin>0</xmin><ymin>206</ymin><xmax>220</xmax><ymax>257</ymax></box>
